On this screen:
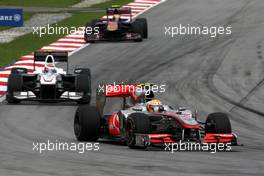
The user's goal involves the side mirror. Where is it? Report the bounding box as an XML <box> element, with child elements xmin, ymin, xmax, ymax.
<box><xmin>124</xmin><ymin>104</ymin><xmax>131</xmax><ymax>109</ymax></box>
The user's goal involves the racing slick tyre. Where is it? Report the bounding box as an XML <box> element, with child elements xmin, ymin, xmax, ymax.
<box><xmin>136</xmin><ymin>18</ymin><xmax>148</xmax><ymax>39</ymax></box>
<box><xmin>74</xmin><ymin>105</ymin><xmax>101</xmax><ymax>141</ymax></box>
<box><xmin>6</xmin><ymin>73</ymin><xmax>23</xmax><ymax>104</ymax></box>
<box><xmin>126</xmin><ymin>113</ymin><xmax>151</xmax><ymax>149</ymax></box>
<box><xmin>74</xmin><ymin>68</ymin><xmax>91</xmax><ymax>77</ymax></box>
<box><xmin>132</xmin><ymin>20</ymin><xmax>143</xmax><ymax>42</ymax></box>
<box><xmin>205</xmin><ymin>112</ymin><xmax>232</xmax><ymax>134</ymax></box>
<box><xmin>75</xmin><ymin>68</ymin><xmax>91</xmax><ymax>104</ymax></box>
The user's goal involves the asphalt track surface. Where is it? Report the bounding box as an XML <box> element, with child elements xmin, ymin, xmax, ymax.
<box><xmin>1</xmin><ymin>0</ymin><xmax>264</xmax><ymax>175</ymax></box>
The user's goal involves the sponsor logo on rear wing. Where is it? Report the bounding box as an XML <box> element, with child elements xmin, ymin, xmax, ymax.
<box><xmin>97</xmin><ymin>84</ymin><xmax>141</xmax><ymax>97</ymax></box>
<box><xmin>97</xmin><ymin>83</ymin><xmax>166</xmax><ymax>96</ymax></box>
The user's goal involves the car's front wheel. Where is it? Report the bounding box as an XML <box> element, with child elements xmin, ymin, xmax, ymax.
<box><xmin>6</xmin><ymin>73</ymin><xmax>23</xmax><ymax>104</ymax></box>
<box><xmin>74</xmin><ymin>68</ymin><xmax>91</xmax><ymax>104</ymax></box>
<box><xmin>126</xmin><ymin>113</ymin><xmax>151</xmax><ymax>149</ymax></box>
<box><xmin>205</xmin><ymin>112</ymin><xmax>232</xmax><ymax>134</ymax></box>
<box><xmin>74</xmin><ymin>105</ymin><xmax>101</xmax><ymax>141</ymax></box>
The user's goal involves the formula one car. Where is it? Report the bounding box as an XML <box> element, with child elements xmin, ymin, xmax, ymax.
<box><xmin>74</xmin><ymin>84</ymin><xmax>238</xmax><ymax>149</ymax></box>
<box><xmin>84</xmin><ymin>5</ymin><xmax>148</xmax><ymax>42</ymax></box>
<box><xmin>6</xmin><ymin>51</ymin><xmax>91</xmax><ymax>104</ymax></box>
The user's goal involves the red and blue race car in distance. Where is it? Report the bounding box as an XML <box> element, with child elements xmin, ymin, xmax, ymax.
<box><xmin>84</xmin><ymin>5</ymin><xmax>148</xmax><ymax>42</ymax></box>
<box><xmin>74</xmin><ymin>84</ymin><xmax>238</xmax><ymax>149</ymax></box>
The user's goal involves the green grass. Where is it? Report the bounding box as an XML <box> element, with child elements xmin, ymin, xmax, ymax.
<box><xmin>92</xmin><ymin>0</ymin><xmax>134</xmax><ymax>8</ymax></box>
<box><xmin>0</xmin><ymin>12</ymin><xmax>104</xmax><ymax>68</ymax></box>
<box><xmin>0</xmin><ymin>0</ymin><xmax>81</xmax><ymax>7</ymax></box>
<box><xmin>23</xmin><ymin>12</ymin><xmax>34</xmax><ymax>21</ymax></box>
<box><xmin>0</xmin><ymin>12</ymin><xmax>34</xmax><ymax>31</ymax></box>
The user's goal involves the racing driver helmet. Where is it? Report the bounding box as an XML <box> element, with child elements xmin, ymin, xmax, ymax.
<box><xmin>43</xmin><ymin>55</ymin><xmax>56</xmax><ymax>73</ymax></box>
<box><xmin>113</xmin><ymin>9</ymin><xmax>120</xmax><ymax>21</ymax></box>
<box><xmin>146</xmin><ymin>99</ymin><xmax>164</xmax><ymax>112</ymax></box>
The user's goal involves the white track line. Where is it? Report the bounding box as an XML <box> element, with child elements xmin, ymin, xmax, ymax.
<box><xmin>0</xmin><ymin>86</ymin><xmax>7</xmax><ymax>91</ymax></box>
<box><xmin>0</xmin><ymin>78</ymin><xmax>7</xmax><ymax>82</ymax></box>
<box><xmin>41</xmin><ymin>46</ymin><xmax>78</xmax><ymax>51</ymax></box>
<box><xmin>0</xmin><ymin>70</ymin><xmax>11</xmax><ymax>74</ymax></box>
<box><xmin>58</xmin><ymin>38</ymin><xmax>85</xmax><ymax>42</ymax></box>
<box><xmin>0</xmin><ymin>95</ymin><xmax>6</xmax><ymax>102</ymax></box>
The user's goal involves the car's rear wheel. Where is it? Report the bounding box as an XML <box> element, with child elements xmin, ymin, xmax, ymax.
<box><xmin>126</xmin><ymin>113</ymin><xmax>151</xmax><ymax>149</ymax></box>
<box><xmin>205</xmin><ymin>112</ymin><xmax>232</xmax><ymax>134</ymax></box>
<box><xmin>74</xmin><ymin>105</ymin><xmax>101</xmax><ymax>141</ymax></box>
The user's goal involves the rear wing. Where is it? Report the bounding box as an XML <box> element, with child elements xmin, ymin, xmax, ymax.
<box><xmin>96</xmin><ymin>83</ymin><xmax>155</xmax><ymax>115</ymax></box>
<box><xmin>103</xmin><ymin>84</ymin><xmax>139</xmax><ymax>97</ymax></box>
<box><xmin>33</xmin><ymin>51</ymin><xmax>69</xmax><ymax>71</ymax></box>
<box><xmin>106</xmin><ymin>7</ymin><xmax>131</xmax><ymax>15</ymax></box>
<box><xmin>97</xmin><ymin>83</ymin><xmax>154</xmax><ymax>97</ymax></box>
<box><xmin>96</xmin><ymin>84</ymin><xmax>140</xmax><ymax>115</ymax></box>
<box><xmin>106</xmin><ymin>7</ymin><xmax>132</xmax><ymax>20</ymax></box>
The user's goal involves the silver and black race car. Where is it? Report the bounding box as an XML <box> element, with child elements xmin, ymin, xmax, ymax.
<box><xmin>6</xmin><ymin>51</ymin><xmax>91</xmax><ymax>104</ymax></box>
<box><xmin>74</xmin><ymin>84</ymin><xmax>238</xmax><ymax>149</ymax></box>
<box><xmin>84</xmin><ymin>6</ymin><xmax>148</xmax><ymax>42</ymax></box>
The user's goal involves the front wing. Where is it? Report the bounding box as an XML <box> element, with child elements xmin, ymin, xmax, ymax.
<box><xmin>12</xmin><ymin>91</ymin><xmax>85</xmax><ymax>102</ymax></box>
<box><xmin>134</xmin><ymin>133</ymin><xmax>238</xmax><ymax>147</ymax></box>
<box><xmin>86</xmin><ymin>33</ymin><xmax>142</xmax><ymax>42</ymax></box>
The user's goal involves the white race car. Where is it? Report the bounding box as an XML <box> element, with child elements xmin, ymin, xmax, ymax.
<box><xmin>6</xmin><ymin>51</ymin><xmax>91</xmax><ymax>104</ymax></box>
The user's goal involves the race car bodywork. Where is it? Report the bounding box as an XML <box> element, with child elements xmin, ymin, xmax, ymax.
<box><xmin>84</xmin><ymin>6</ymin><xmax>148</xmax><ymax>42</ymax></box>
<box><xmin>74</xmin><ymin>84</ymin><xmax>237</xmax><ymax>149</ymax></box>
<box><xmin>6</xmin><ymin>51</ymin><xmax>91</xmax><ymax>104</ymax></box>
